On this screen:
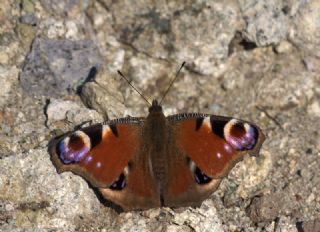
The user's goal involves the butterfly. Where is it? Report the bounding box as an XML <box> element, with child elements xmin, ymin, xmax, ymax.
<box><xmin>49</xmin><ymin>63</ymin><xmax>265</xmax><ymax>211</ymax></box>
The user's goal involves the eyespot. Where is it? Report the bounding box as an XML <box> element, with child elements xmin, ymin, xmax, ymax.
<box><xmin>109</xmin><ymin>173</ymin><xmax>126</xmax><ymax>190</ymax></box>
<box><xmin>189</xmin><ymin>160</ymin><xmax>212</xmax><ymax>185</ymax></box>
<box><xmin>57</xmin><ymin>131</ymin><xmax>91</xmax><ymax>164</ymax></box>
<box><xmin>224</xmin><ymin>120</ymin><xmax>258</xmax><ymax>150</ymax></box>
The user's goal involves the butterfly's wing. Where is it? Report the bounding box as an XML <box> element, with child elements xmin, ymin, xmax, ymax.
<box><xmin>164</xmin><ymin>113</ymin><xmax>265</xmax><ymax>207</ymax></box>
<box><xmin>49</xmin><ymin>117</ymin><xmax>160</xmax><ymax>211</ymax></box>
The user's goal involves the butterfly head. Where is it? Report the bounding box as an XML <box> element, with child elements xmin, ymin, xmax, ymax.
<box><xmin>149</xmin><ymin>99</ymin><xmax>163</xmax><ymax>113</ymax></box>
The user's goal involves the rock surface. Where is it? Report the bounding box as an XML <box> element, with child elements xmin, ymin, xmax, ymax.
<box><xmin>0</xmin><ymin>0</ymin><xmax>319</xmax><ymax>231</ymax></box>
<box><xmin>20</xmin><ymin>38</ymin><xmax>103</xmax><ymax>97</ymax></box>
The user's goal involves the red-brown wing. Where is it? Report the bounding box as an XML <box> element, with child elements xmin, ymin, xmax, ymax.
<box><xmin>49</xmin><ymin>118</ymin><xmax>160</xmax><ymax>210</ymax></box>
<box><xmin>163</xmin><ymin>114</ymin><xmax>265</xmax><ymax>207</ymax></box>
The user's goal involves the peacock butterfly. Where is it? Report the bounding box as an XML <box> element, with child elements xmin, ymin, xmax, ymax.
<box><xmin>49</xmin><ymin>63</ymin><xmax>265</xmax><ymax>211</ymax></box>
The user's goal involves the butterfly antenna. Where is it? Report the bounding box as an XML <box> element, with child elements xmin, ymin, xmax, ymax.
<box><xmin>159</xmin><ymin>61</ymin><xmax>186</xmax><ymax>105</ymax></box>
<box><xmin>117</xmin><ymin>70</ymin><xmax>151</xmax><ymax>106</ymax></box>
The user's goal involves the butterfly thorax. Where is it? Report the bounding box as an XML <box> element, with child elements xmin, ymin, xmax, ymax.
<box><xmin>146</xmin><ymin>99</ymin><xmax>166</xmax><ymax>152</ymax></box>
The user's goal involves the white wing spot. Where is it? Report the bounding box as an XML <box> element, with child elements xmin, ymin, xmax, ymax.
<box><xmin>189</xmin><ymin>160</ymin><xmax>196</xmax><ymax>172</ymax></box>
<box><xmin>62</xmin><ymin>137</ymin><xmax>70</xmax><ymax>146</ymax></box>
<box><xmin>224</xmin><ymin>143</ymin><xmax>232</xmax><ymax>153</ymax></box>
<box><xmin>203</xmin><ymin>117</ymin><xmax>212</xmax><ymax>130</ymax></box>
<box><xmin>217</xmin><ymin>152</ymin><xmax>222</xmax><ymax>159</ymax></box>
<box><xmin>124</xmin><ymin>166</ymin><xmax>129</xmax><ymax>176</ymax></box>
<box><xmin>244</xmin><ymin>123</ymin><xmax>250</xmax><ymax>131</ymax></box>
<box><xmin>85</xmin><ymin>155</ymin><xmax>93</xmax><ymax>163</ymax></box>
<box><xmin>244</xmin><ymin>123</ymin><xmax>252</xmax><ymax>138</ymax></box>
<box><xmin>102</xmin><ymin>125</ymin><xmax>112</xmax><ymax>138</ymax></box>
<box><xmin>96</xmin><ymin>162</ymin><xmax>102</xmax><ymax>168</ymax></box>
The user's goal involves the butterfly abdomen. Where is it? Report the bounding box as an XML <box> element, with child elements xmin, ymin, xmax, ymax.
<box><xmin>144</xmin><ymin>107</ymin><xmax>170</xmax><ymax>199</ymax></box>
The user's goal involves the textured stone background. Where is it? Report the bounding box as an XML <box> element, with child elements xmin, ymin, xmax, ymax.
<box><xmin>0</xmin><ymin>0</ymin><xmax>319</xmax><ymax>231</ymax></box>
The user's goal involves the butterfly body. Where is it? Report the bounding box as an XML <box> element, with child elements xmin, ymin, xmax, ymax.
<box><xmin>50</xmin><ymin>99</ymin><xmax>265</xmax><ymax>211</ymax></box>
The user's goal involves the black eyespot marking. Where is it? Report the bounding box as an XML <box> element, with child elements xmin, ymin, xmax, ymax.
<box><xmin>109</xmin><ymin>124</ymin><xmax>119</xmax><ymax>137</ymax></box>
<box><xmin>109</xmin><ymin>173</ymin><xmax>126</xmax><ymax>190</ymax></box>
<box><xmin>81</xmin><ymin>125</ymin><xmax>102</xmax><ymax>148</ymax></box>
<box><xmin>194</xmin><ymin>167</ymin><xmax>212</xmax><ymax>185</ymax></box>
<box><xmin>210</xmin><ymin>118</ymin><xmax>227</xmax><ymax>139</ymax></box>
<box><xmin>195</xmin><ymin>117</ymin><xmax>204</xmax><ymax>131</ymax></box>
